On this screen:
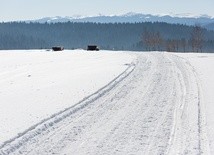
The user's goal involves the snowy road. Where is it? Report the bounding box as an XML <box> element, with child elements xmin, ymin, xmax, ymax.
<box><xmin>0</xmin><ymin>52</ymin><xmax>209</xmax><ymax>155</ymax></box>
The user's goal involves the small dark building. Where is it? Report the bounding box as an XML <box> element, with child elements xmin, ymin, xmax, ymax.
<box><xmin>52</xmin><ymin>46</ymin><xmax>64</xmax><ymax>51</ymax></box>
<box><xmin>87</xmin><ymin>45</ymin><xmax>99</xmax><ymax>51</ymax></box>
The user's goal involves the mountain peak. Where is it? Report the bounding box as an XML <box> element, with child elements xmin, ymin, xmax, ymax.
<box><xmin>26</xmin><ymin>12</ymin><xmax>214</xmax><ymax>26</ymax></box>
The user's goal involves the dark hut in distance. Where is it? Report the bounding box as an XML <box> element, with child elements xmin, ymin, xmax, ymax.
<box><xmin>87</xmin><ymin>45</ymin><xmax>99</xmax><ymax>51</ymax></box>
<box><xmin>52</xmin><ymin>46</ymin><xmax>64</xmax><ymax>51</ymax></box>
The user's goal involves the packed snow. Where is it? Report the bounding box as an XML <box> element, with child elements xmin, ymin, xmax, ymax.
<box><xmin>175</xmin><ymin>52</ymin><xmax>214</xmax><ymax>154</ymax></box>
<box><xmin>0</xmin><ymin>50</ymin><xmax>135</xmax><ymax>147</ymax></box>
<box><xmin>0</xmin><ymin>50</ymin><xmax>214</xmax><ymax>155</ymax></box>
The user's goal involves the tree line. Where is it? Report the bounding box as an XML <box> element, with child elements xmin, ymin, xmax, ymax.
<box><xmin>141</xmin><ymin>25</ymin><xmax>205</xmax><ymax>52</ymax></box>
<box><xmin>0</xmin><ymin>22</ymin><xmax>214</xmax><ymax>52</ymax></box>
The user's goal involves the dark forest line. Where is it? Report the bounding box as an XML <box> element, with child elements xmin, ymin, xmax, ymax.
<box><xmin>0</xmin><ymin>22</ymin><xmax>214</xmax><ymax>52</ymax></box>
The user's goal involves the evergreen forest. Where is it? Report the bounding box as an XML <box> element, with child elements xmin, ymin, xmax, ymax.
<box><xmin>0</xmin><ymin>22</ymin><xmax>214</xmax><ymax>52</ymax></box>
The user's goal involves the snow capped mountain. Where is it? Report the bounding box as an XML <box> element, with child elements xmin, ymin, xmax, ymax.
<box><xmin>27</xmin><ymin>12</ymin><xmax>214</xmax><ymax>29</ymax></box>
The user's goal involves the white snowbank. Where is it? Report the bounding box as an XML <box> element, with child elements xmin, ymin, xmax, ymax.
<box><xmin>0</xmin><ymin>50</ymin><xmax>135</xmax><ymax>145</ymax></box>
<box><xmin>175</xmin><ymin>52</ymin><xmax>214</xmax><ymax>154</ymax></box>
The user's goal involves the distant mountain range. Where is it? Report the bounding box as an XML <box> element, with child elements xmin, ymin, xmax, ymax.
<box><xmin>26</xmin><ymin>12</ymin><xmax>214</xmax><ymax>30</ymax></box>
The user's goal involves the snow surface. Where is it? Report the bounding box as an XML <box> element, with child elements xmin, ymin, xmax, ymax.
<box><xmin>175</xmin><ymin>52</ymin><xmax>214</xmax><ymax>154</ymax></box>
<box><xmin>0</xmin><ymin>50</ymin><xmax>135</xmax><ymax>147</ymax></box>
<box><xmin>1</xmin><ymin>51</ymin><xmax>214</xmax><ymax>155</ymax></box>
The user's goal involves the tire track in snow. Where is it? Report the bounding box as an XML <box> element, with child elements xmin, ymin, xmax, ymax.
<box><xmin>0</xmin><ymin>58</ymin><xmax>136</xmax><ymax>155</ymax></box>
<box><xmin>0</xmin><ymin>52</ymin><xmax>206</xmax><ymax>155</ymax></box>
<box><xmin>166</xmin><ymin>53</ymin><xmax>210</xmax><ymax>155</ymax></box>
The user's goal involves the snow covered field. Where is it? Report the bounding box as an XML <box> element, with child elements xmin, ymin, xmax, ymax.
<box><xmin>175</xmin><ymin>52</ymin><xmax>214</xmax><ymax>154</ymax></box>
<box><xmin>0</xmin><ymin>50</ymin><xmax>135</xmax><ymax>147</ymax></box>
<box><xmin>1</xmin><ymin>50</ymin><xmax>214</xmax><ymax>155</ymax></box>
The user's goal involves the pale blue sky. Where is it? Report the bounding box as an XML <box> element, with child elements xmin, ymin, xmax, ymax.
<box><xmin>0</xmin><ymin>0</ymin><xmax>214</xmax><ymax>21</ymax></box>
